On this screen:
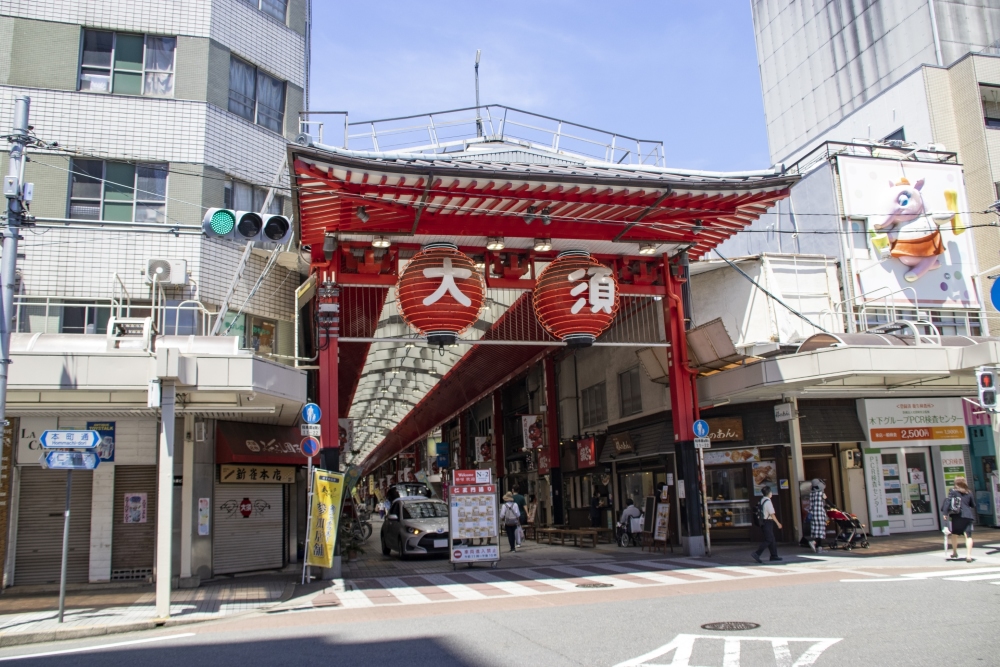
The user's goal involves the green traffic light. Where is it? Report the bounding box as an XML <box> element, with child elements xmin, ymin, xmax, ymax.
<box><xmin>210</xmin><ymin>209</ymin><xmax>236</xmax><ymax>235</ymax></box>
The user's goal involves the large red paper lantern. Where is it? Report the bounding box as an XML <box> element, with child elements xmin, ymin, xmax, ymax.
<box><xmin>533</xmin><ymin>250</ymin><xmax>619</xmax><ymax>347</ymax></box>
<box><xmin>397</xmin><ymin>242</ymin><xmax>485</xmax><ymax>346</ymax></box>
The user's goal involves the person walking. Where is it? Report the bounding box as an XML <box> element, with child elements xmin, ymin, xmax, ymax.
<box><xmin>751</xmin><ymin>486</ymin><xmax>783</xmax><ymax>563</ymax></box>
<box><xmin>807</xmin><ymin>478</ymin><xmax>827</xmax><ymax>553</ymax></box>
<box><xmin>500</xmin><ymin>492</ymin><xmax>521</xmax><ymax>553</ymax></box>
<box><xmin>941</xmin><ymin>476</ymin><xmax>977</xmax><ymax>562</ymax></box>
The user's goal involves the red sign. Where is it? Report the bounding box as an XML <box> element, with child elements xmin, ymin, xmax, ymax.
<box><xmin>533</xmin><ymin>251</ymin><xmax>619</xmax><ymax>346</ymax></box>
<box><xmin>577</xmin><ymin>437</ymin><xmax>596</xmax><ymax>469</ymax></box>
<box><xmin>450</xmin><ymin>484</ymin><xmax>496</xmax><ymax>494</ymax></box>
<box><xmin>537</xmin><ymin>448</ymin><xmax>551</xmax><ymax>475</ymax></box>
<box><xmin>397</xmin><ymin>242</ymin><xmax>485</xmax><ymax>339</ymax></box>
<box><xmin>453</xmin><ymin>469</ymin><xmax>491</xmax><ymax>485</ymax></box>
<box><xmin>239</xmin><ymin>497</ymin><xmax>253</xmax><ymax>518</ymax></box>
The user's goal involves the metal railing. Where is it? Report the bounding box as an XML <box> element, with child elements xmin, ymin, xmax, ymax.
<box><xmin>301</xmin><ymin>105</ymin><xmax>666</xmax><ymax>166</ymax></box>
<box><xmin>13</xmin><ymin>294</ymin><xmax>218</xmax><ymax>337</ymax></box>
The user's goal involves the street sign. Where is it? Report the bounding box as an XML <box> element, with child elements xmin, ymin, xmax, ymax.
<box><xmin>301</xmin><ymin>403</ymin><xmax>321</xmax><ymax>424</ymax></box>
<box><xmin>43</xmin><ymin>450</ymin><xmax>100</xmax><ymax>470</ymax></box>
<box><xmin>693</xmin><ymin>437</ymin><xmax>711</xmax><ymax>449</ymax></box>
<box><xmin>300</xmin><ymin>423</ymin><xmax>321</xmax><ymax>437</ymax></box>
<box><xmin>301</xmin><ymin>436</ymin><xmax>320</xmax><ymax>457</ymax></box>
<box><xmin>39</xmin><ymin>430</ymin><xmax>101</xmax><ymax>449</ymax></box>
<box><xmin>774</xmin><ymin>402</ymin><xmax>794</xmax><ymax>422</ymax></box>
<box><xmin>453</xmin><ymin>469</ymin><xmax>492</xmax><ymax>485</ymax></box>
<box><xmin>692</xmin><ymin>419</ymin><xmax>709</xmax><ymax>439</ymax></box>
<box><xmin>991</xmin><ymin>277</ymin><xmax>1000</xmax><ymax>313</ymax></box>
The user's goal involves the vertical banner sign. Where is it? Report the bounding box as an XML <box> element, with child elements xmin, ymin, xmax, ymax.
<box><xmin>87</xmin><ymin>421</ymin><xmax>116</xmax><ymax>462</ymax></box>
<box><xmin>306</xmin><ymin>469</ymin><xmax>346</xmax><ymax>569</ymax></box>
<box><xmin>474</xmin><ymin>436</ymin><xmax>491</xmax><ymax>463</ymax></box>
<box><xmin>939</xmin><ymin>445</ymin><xmax>968</xmax><ymax>493</ymax></box>
<box><xmin>338</xmin><ymin>418</ymin><xmax>355</xmax><ymax>452</ymax></box>
<box><xmin>864</xmin><ymin>448</ymin><xmax>890</xmax><ymax>536</ymax></box>
<box><xmin>521</xmin><ymin>415</ymin><xmax>543</xmax><ymax>450</ymax></box>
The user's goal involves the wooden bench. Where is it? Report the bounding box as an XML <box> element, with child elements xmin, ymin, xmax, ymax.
<box><xmin>523</xmin><ymin>524</ymin><xmax>537</xmax><ymax>541</ymax></box>
<box><xmin>565</xmin><ymin>529</ymin><xmax>597</xmax><ymax>548</ymax></box>
<box><xmin>581</xmin><ymin>527</ymin><xmax>614</xmax><ymax>544</ymax></box>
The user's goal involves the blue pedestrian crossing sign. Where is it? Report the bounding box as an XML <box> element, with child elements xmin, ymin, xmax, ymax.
<box><xmin>692</xmin><ymin>419</ymin><xmax>710</xmax><ymax>439</ymax></box>
<box><xmin>302</xmin><ymin>403</ymin><xmax>322</xmax><ymax>424</ymax></box>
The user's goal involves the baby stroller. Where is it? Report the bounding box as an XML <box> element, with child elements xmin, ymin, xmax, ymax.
<box><xmin>616</xmin><ymin>514</ymin><xmax>644</xmax><ymax>547</ymax></box>
<box><xmin>826</xmin><ymin>505</ymin><xmax>869</xmax><ymax>550</ymax></box>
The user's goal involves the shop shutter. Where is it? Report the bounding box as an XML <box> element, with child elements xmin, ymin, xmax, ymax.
<box><xmin>14</xmin><ymin>468</ymin><xmax>92</xmax><ymax>586</ymax></box>
<box><xmin>112</xmin><ymin>466</ymin><xmax>157</xmax><ymax>581</ymax></box>
<box><xmin>212</xmin><ymin>482</ymin><xmax>284</xmax><ymax>575</ymax></box>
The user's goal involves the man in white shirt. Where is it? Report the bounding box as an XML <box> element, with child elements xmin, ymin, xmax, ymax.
<box><xmin>751</xmin><ymin>486</ymin><xmax>783</xmax><ymax>563</ymax></box>
<box><xmin>620</xmin><ymin>498</ymin><xmax>642</xmax><ymax>526</ymax></box>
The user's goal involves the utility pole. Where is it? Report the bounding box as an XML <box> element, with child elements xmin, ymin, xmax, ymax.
<box><xmin>474</xmin><ymin>50</ymin><xmax>482</xmax><ymax>138</ymax></box>
<box><xmin>1</xmin><ymin>96</ymin><xmax>31</xmax><ymax>427</ymax></box>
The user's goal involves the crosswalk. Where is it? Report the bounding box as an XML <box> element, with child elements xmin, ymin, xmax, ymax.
<box><xmin>310</xmin><ymin>559</ymin><xmax>808</xmax><ymax>610</ymax></box>
<box><xmin>841</xmin><ymin>565</ymin><xmax>1000</xmax><ymax>585</ymax></box>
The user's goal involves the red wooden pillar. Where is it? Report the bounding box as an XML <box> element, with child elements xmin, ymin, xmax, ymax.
<box><xmin>543</xmin><ymin>355</ymin><xmax>564</xmax><ymax>525</ymax></box>
<box><xmin>317</xmin><ymin>269</ymin><xmax>340</xmax><ymax>471</ymax></box>
<box><xmin>492</xmin><ymin>390</ymin><xmax>504</xmax><ymax>486</ymax></box>
<box><xmin>663</xmin><ymin>251</ymin><xmax>704</xmax><ymax>554</ymax></box>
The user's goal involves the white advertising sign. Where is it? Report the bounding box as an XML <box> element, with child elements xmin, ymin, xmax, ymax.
<box><xmin>864</xmin><ymin>448</ymin><xmax>891</xmax><ymax>536</ymax></box>
<box><xmin>449</xmin><ymin>483</ymin><xmax>499</xmax><ymax>564</ymax></box>
<box><xmin>860</xmin><ymin>398</ymin><xmax>967</xmax><ymax>447</ymax></box>
<box><xmin>837</xmin><ymin>156</ymin><xmax>979</xmax><ymax>308</ymax></box>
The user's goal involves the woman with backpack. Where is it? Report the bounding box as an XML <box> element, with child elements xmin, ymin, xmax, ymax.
<box><xmin>941</xmin><ymin>476</ymin><xmax>976</xmax><ymax>562</ymax></box>
<box><xmin>500</xmin><ymin>492</ymin><xmax>521</xmax><ymax>553</ymax></box>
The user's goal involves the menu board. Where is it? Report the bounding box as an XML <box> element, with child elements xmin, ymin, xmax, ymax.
<box><xmin>653</xmin><ymin>502</ymin><xmax>671</xmax><ymax>542</ymax></box>
<box><xmin>449</xmin><ymin>484</ymin><xmax>501</xmax><ymax>565</ymax></box>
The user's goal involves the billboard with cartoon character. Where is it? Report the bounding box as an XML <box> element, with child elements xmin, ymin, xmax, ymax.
<box><xmin>837</xmin><ymin>156</ymin><xmax>979</xmax><ymax>308</ymax></box>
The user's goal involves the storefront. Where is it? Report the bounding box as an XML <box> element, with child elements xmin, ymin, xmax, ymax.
<box><xmin>214</xmin><ymin>422</ymin><xmax>303</xmax><ymax>575</ymax></box>
<box><xmin>857</xmin><ymin>397</ymin><xmax>971</xmax><ymax>535</ymax></box>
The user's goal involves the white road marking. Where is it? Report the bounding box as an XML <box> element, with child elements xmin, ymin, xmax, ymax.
<box><xmin>943</xmin><ymin>572</ymin><xmax>1000</xmax><ymax>582</ymax></box>
<box><xmin>420</xmin><ymin>574</ymin><xmax>489</xmax><ymax>600</ymax></box>
<box><xmin>377</xmin><ymin>577</ymin><xmax>434</xmax><ymax>604</ymax></box>
<box><xmin>0</xmin><ymin>633</ymin><xmax>196</xmax><ymax>662</ymax></box>
<box><xmin>544</xmin><ymin>565</ymin><xmax>643</xmax><ymax>588</ymax></box>
<box><xmin>613</xmin><ymin>634</ymin><xmax>842</xmax><ymax>667</ymax></box>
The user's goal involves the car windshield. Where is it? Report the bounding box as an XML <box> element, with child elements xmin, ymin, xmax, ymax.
<box><xmin>402</xmin><ymin>501</ymin><xmax>448</xmax><ymax>519</ymax></box>
<box><xmin>396</xmin><ymin>484</ymin><xmax>429</xmax><ymax>497</ymax></box>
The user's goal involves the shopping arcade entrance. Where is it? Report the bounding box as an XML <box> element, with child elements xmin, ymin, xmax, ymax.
<box><xmin>289</xmin><ymin>107</ymin><xmax>797</xmax><ymax>555</ymax></box>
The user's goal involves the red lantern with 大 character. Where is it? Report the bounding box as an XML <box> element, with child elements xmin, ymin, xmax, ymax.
<box><xmin>397</xmin><ymin>242</ymin><xmax>485</xmax><ymax>346</ymax></box>
<box><xmin>533</xmin><ymin>250</ymin><xmax>619</xmax><ymax>347</ymax></box>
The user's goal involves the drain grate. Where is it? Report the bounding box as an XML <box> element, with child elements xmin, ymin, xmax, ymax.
<box><xmin>576</xmin><ymin>583</ymin><xmax>613</xmax><ymax>589</ymax></box>
<box><xmin>701</xmin><ymin>621</ymin><xmax>760</xmax><ymax>631</ymax></box>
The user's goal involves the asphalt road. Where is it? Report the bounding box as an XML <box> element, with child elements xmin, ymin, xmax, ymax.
<box><xmin>1</xmin><ymin>552</ymin><xmax>998</xmax><ymax>666</ymax></box>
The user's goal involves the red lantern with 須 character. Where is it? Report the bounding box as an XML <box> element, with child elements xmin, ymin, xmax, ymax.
<box><xmin>533</xmin><ymin>250</ymin><xmax>619</xmax><ymax>347</ymax></box>
<box><xmin>397</xmin><ymin>242</ymin><xmax>485</xmax><ymax>346</ymax></box>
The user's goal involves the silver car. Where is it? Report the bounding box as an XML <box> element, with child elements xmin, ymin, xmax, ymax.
<box><xmin>380</xmin><ymin>497</ymin><xmax>450</xmax><ymax>559</ymax></box>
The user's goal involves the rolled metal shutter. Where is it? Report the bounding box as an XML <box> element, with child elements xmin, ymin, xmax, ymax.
<box><xmin>14</xmin><ymin>468</ymin><xmax>92</xmax><ymax>586</ymax></box>
<box><xmin>213</xmin><ymin>482</ymin><xmax>284</xmax><ymax>575</ymax></box>
<box><xmin>112</xmin><ymin>466</ymin><xmax>157</xmax><ymax>581</ymax></box>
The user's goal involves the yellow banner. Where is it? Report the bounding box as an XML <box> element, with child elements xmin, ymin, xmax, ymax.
<box><xmin>305</xmin><ymin>469</ymin><xmax>346</xmax><ymax>569</ymax></box>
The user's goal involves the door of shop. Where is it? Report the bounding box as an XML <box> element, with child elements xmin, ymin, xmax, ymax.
<box><xmin>14</xmin><ymin>468</ymin><xmax>92</xmax><ymax>586</ymax></box>
<box><xmin>880</xmin><ymin>447</ymin><xmax>938</xmax><ymax>532</ymax></box>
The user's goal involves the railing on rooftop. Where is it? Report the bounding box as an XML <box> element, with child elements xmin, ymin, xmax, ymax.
<box><xmin>787</xmin><ymin>140</ymin><xmax>959</xmax><ymax>177</ymax></box>
<box><xmin>299</xmin><ymin>105</ymin><xmax>666</xmax><ymax>167</ymax></box>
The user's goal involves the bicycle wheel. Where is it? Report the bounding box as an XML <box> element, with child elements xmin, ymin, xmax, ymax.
<box><xmin>361</xmin><ymin>522</ymin><xmax>373</xmax><ymax>541</ymax></box>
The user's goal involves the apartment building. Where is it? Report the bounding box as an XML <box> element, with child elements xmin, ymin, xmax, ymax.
<box><xmin>0</xmin><ymin>0</ymin><xmax>310</xmax><ymax>587</ymax></box>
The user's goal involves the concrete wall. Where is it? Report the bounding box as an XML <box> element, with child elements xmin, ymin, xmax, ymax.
<box><xmin>0</xmin><ymin>17</ymin><xmax>79</xmax><ymax>90</ymax></box>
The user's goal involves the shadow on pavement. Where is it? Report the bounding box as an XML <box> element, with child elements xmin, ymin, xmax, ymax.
<box><xmin>8</xmin><ymin>635</ymin><xmax>478</xmax><ymax>667</ymax></box>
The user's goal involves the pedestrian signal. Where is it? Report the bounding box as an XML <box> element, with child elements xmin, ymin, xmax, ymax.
<box><xmin>977</xmin><ymin>367</ymin><xmax>997</xmax><ymax>412</ymax></box>
<box><xmin>202</xmin><ymin>208</ymin><xmax>292</xmax><ymax>245</ymax></box>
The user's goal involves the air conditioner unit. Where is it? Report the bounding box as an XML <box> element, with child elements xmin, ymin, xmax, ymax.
<box><xmin>144</xmin><ymin>258</ymin><xmax>188</xmax><ymax>286</ymax></box>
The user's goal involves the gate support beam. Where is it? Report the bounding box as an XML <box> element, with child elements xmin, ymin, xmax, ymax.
<box><xmin>544</xmin><ymin>356</ymin><xmax>563</xmax><ymax>526</ymax></box>
<box><xmin>663</xmin><ymin>251</ymin><xmax>704</xmax><ymax>557</ymax></box>
<box><xmin>318</xmin><ymin>270</ymin><xmax>340</xmax><ymax>473</ymax></box>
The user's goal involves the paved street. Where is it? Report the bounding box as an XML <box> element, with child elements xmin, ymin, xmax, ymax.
<box><xmin>0</xmin><ymin>534</ymin><xmax>997</xmax><ymax>666</ymax></box>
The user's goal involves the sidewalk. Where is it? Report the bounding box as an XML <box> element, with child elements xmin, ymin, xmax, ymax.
<box><xmin>0</xmin><ymin>574</ymin><xmax>296</xmax><ymax>647</ymax></box>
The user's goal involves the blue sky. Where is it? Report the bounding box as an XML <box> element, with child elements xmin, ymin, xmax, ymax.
<box><xmin>309</xmin><ymin>1</ymin><xmax>770</xmax><ymax>172</ymax></box>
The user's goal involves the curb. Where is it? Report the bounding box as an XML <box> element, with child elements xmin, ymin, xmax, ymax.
<box><xmin>0</xmin><ymin>583</ymin><xmax>299</xmax><ymax>648</ymax></box>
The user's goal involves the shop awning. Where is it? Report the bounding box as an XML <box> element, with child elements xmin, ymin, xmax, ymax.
<box><xmin>216</xmin><ymin>421</ymin><xmax>307</xmax><ymax>466</ymax></box>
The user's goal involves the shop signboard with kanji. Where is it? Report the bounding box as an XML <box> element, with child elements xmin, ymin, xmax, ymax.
<box><xmin>220</xmin><ymin>464</ymin><xmax>295</xmax><ymax>484</ymax></box>
<box><xmin>449</xmin><ymin>483</ymin><xmax>500</xmax><ymax>565</ymax></box>
<box><xmin>860</xmin><ymin>398</ymin><xmax>967</xmax><ymax>446</ymax></box>
<box><xmin>306</xmin><ymin>470</ymin><xmax>347</xmax><ymax>569</ymax></box>
<box><xmin>577</xmin><ymin>437</ymin><xmax>596</xmax><ymax>469</ymax></box>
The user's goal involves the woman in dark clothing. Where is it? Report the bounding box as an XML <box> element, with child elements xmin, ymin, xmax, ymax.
<box><xmin>941</xmin><ymin>476</ymin><xmax>977</xmax><ymax>562</ymax></box>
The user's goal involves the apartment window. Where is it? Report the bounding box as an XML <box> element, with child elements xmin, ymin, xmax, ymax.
<box><xmin>79</xmin><ymin>30</ymin><xmax>175</xmax><ymax>96</ymax></box>
<box><xmin>69</xmin><ymin>159</ymin><xmax>167</xmax><ymax>222</ymax></box>
<box><xmin>242</xmin><ymin>0</ymin><xmax>288</xmax><ymax>21</ymax></box>
<box><xmin>229</xmin><ymin>57</ymin><xmax>286</xmax><ymax>133</ymax></box>
<box><xmin>224</xmin><ymin>179</ymin><xmax>285</xmax><ymax>214</ymax></box>
<box><xmin>581</xmin><ymin>382</ymin><xmax>607</xmax><ymax>428</ymax></box>
<box><xmin>619</xmin><ymin>367</ymin><xmax>642</xmax><ymax>417</ymax></box>
<box><xmin>981</xmin><ymin>85</ymin><xmax>1000</xmax><ymax>128</ymax></box>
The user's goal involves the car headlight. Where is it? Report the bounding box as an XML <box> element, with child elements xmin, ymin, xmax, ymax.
<box><xmin>407</xmin><ymin>527</ymin><xmax>421</xmax><ymax>535</ymax></box>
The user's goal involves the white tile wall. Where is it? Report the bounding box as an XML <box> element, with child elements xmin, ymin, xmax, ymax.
<box><xmin>88</xmin><ymin>464</ymin><xmax>114</xmax><ymax>582</ymax></box>
<box><xmin>57</xmin><ymin>418</ymin><xmax>158</xmax><ymax>465</ymax></box>
<box><xmin>204</xmin><ymin>103</ymin><xmax>291</xmax><ymax>189</ymax></box>
<box><xmin>212</xmin><ymin>0</ymin><xmax>306</xmax><ymax>87</ymax></box>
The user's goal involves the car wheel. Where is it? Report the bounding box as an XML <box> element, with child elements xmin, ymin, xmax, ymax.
<box><xmin>381</xmin><ymin>537</ymin><xmax>390</xmax><ymax>556</ymax></box>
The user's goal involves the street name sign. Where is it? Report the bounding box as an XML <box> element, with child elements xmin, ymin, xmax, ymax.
<box><xmin>44</xmin><ymin>450</ymin><xmax>100</xmax><ymax>470</ymax></box>
<box><xmin>40</xmin><ymin>430</ymin><xmax>101</xmax><ymax>449</ymax></box>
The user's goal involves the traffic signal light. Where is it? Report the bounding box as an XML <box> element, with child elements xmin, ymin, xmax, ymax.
<box><xmin>202</xmin><ymin>208</ymin><xmax>292</xmax><ymax>245</ymax></box>
<box><xmin>977</xmin><ymin>366</ymin><xmax>997</xmax><ymax>412</ymax></box>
